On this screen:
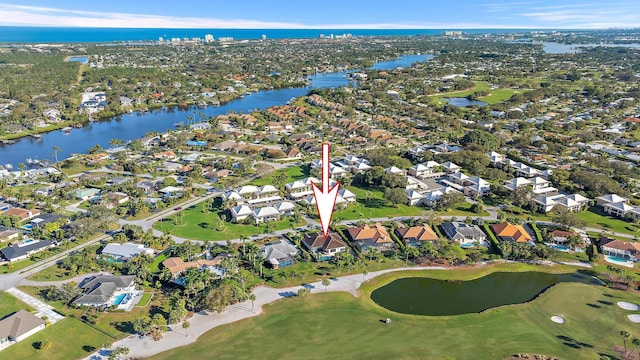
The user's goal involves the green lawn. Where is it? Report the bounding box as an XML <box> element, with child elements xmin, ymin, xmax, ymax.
<box><xmin>0</xmin><ymin>317</ymin><xmax>113</xmax><ymax>360</ymax></box>
<box><xmin>250</xmin><ymin>166</ymin><xmax>309</xmax><ymax>187</ymax></box>
<box><xmin>136</xmin><ymin>293</ymin><xmax>153</xmax><ymax>307</ymax></box>
<box><xmin>429</xmin><ymin>81</ymin><xmax>520</xmax><ymax>105</ymax></box>
<box><xmin>333</xmin><ymin>186</ymin><xmax>488</xmax><ymax>221</ymax></box>
<box><xmin>151</xmin><ymin>265</ymin><xmax>637</xmax><ymax>360</ymax></box>
<box><xmin>576</xmin><ymin>207</ymin><xmax>640</xmax><ymax>236</ymax></box>
<box><xmin>0</xmin><ymin>291</ymin><xmax>33</xmax><ymax>315</ymax></box>
<box><xmin>148</xmin><ymin>252</ymin><xmax>169</xmax><ymax>273</ymax></box>
<box><xmin>153</xmin><ymin>205</ymin><xmax>305</xmax><ymax>241</ymax></box>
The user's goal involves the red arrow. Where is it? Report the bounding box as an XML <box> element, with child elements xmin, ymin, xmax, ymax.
<box><xmin>312</xmin><ymin>143</ymin><xmax>340</xmax><ymax>239</ymax></box>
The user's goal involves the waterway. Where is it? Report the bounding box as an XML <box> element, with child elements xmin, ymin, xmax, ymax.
<box><xmin>370</xmin><ymin>271</ymin><xmax>600</xmax><ymax>316</ymax></box>
<box><xmin>0</xmin><ymin>54</ymin><xmax>433</xmax><ymax>168</ymax></box>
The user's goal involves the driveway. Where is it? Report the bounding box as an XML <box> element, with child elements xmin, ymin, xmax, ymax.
<box><xmin>5</xmin><ymin>287</ymin><xmax>65</xmax><ymax>323</ymax></box>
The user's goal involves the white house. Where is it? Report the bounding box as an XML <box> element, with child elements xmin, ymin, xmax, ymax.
<box><xmin>0</xmin><ymin>310</ymin><xmax>46</xmax><ymax>351</ymax></box>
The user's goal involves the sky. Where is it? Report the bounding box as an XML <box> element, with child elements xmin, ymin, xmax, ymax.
<box><xmin>0</xmin><ymin>1</ymin><xmax>638</xmax><ymax>29</ymax></box>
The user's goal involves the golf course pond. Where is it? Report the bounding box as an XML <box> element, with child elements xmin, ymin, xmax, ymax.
<box><xmin>370</xmin><ymin>271</ymin><xmax>602</xmax><ymax>316</ymax></box>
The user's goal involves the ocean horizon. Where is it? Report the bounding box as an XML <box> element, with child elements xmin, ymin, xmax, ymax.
<box><xmin>0</xmin><ymin>26</ymin><xmax>551</xmax><ymax>43</ymax></box>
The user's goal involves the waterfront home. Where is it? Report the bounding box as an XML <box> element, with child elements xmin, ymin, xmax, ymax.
<box><xmin>440</xmin><ymin>222</ymin><xmax>487</xmax><ymax>246</ymax></box>
<box><xmin>395</xmin><ymin>224</ymin><xmax>438</xmax><ymax>247</ymax></box>
<box><xmin>491</xmin><ymin>222</ymin><xmax>533</xmax><ymax>243</ymax></box>
<box><xmin>261</xmin><ymin>239</ymin><xmax>299</xmax><ymax>269</ymax></box>
<box><xmin>100</xmin><ymin>243</ymin><xmax>154</xmax><ymax>262</ymax></box>
<box><xmin>600</xmin><ymin>238</ymin><xmax>640</xmax><ymax>262</ymax></box>
<box><xmin>301</xmin><ymin>232</ymin><xmax>347</xmax><ymax>259</ymax></box>
<box><xmin>72</xmin><ymin>275</ymin><xmax>139</xmax><ymax>311</ymax></box>
<box><xmin>347</xmin><ymin>223</ymin><xmax>394</xmax><ymax>251</ymax></box>
<box><xmin>0</xmin><ymin>310</ymin><xmax>46</xmax><ymax>351</ymax></box>
<box><xmin>0</xmin><ymin>240</ymin><xmax>54</xmax><ymax>262</ymax></box>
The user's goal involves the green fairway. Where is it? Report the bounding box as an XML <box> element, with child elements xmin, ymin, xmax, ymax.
<box><xmin>0</xmin><ymin>317</ymin><xmax>113</xmax><ymax>360</ymax></box>
<box><xmin>429</xmin><ymin>81</ymin><xmax>520</xmax><ymax>105</ymax></box>
<box><xmin>153</xmin><ymin>204</ymin><xmax>305</xmax><ymax>241</ymax></box>
<box><xmin>150</xmin><ymin>266</ymin><xmax>638</xmax><ymax>360</ymax></box>
<box><xmin>576</xmin><ymin>207</ymin><xmax>640</xmax><ymax>236</ymax></box>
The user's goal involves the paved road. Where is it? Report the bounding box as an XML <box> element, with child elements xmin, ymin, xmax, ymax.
<box><xmin>0</xmin><ymin>234</ymin><xmax>109</xmax><ymax>291</ymax></box>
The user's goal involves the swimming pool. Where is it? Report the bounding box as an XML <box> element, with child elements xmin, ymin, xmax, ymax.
<box><xmin>21</xmin><ymin>224</ymin><xmax>33</xmax><ymax>230</ymax></box>
<box><xmin>547</xmin><ymin>243</ymin><xmax>569</xmax><ymax>252</ymax></box>
<box><xmin>606</xmin><ymin>256</ymin><xmax>629</xmax><ymax>263</ymax></box>
<box><xmin>112</xmin><ymin>294</ymin><xmax>126</xmax><ymax>306</ymax></box>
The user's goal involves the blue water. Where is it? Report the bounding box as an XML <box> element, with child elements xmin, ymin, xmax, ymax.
<box><xmin>0</xmin><ymin>55</ymin><xmax>432</xmax><ymax>167</ymax></box>
<box><xmin>443</xmin><ymin>97</ymin><xmax>488</xmax><ymax>107</ymax></box>
<box><xmin>112</xmin><ymin>294</ymin><xmax>126</xmax><ymax>305</ymax></box>
<box><xmin>21</xmin><ymin>225</ymin><xmax>33</xmax><ymax>231</ymax></box>
<box><xmin>67</xmin><ymin>56</ymin><xmax>88</xmax><ymax>64</ymax></box>
<box><xmin>547</xmin><ymin>243</ymin><xmax>569</xmax><ymax>252</ymax></box>
<box><xmin>607</xmin><ymin>255</ymin><xmax>629</xmax><ymax>264</ymax></box>
<box><xmin>0</xmin><ymin>27</ymin><xmax>541</xmax><ymax>43</ymax></box>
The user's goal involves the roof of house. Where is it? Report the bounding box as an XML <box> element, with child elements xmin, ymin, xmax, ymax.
<box><xmin>302</xmin><ymin>232</ymin><xmax>346</xmax><ymax>251</ymax></box>
<box><xmin>441</xmin><ymin>222</ymin><xmax>486</xmax><ymax>240</ymax></box>
<box><xmin>396</xmin><ymin>225</ymin><xmax>438</xmax><ymax>242</ymax></box>
<box><xmin>0</xmin><ymin>310</ymin><xmax>46</xmax><ymax>340</ymax></box>
<box><xmin>597</xmin><ymin>194</ymin><xmax>628</xmax><ymax>203</ymax></box>
<box><xmin>0</xmin><ymin>240</ymin><xmax>53</xmax><ymax>261</ymax></box>
<box><xmin>3</xmin><ymin>208</ymin><xmax>40</xmax><ymax>220</ymax></box>
<box><xmin>161</xmin><ymin>257</ymin><xmax>222</xmax><ymax>274</ymax></box>
<box><xmin>101</xmin><ymin>243</ymin><xmax>153</xmax><ymax>259</ymax></box>
<box><xmin>491</xmin><ymin>222</ymin><xmax>533</xmax><ymax>243</ymax></box>
<box><xmin>600</xmin><ymin>239</ymin><xmax>640</xmax><ymax>255</ymax></box>
<box><xmin>80</xmin><ymin>275</ymin><xmax>135</xmax><ymax>290</ymax></box>
<box><xmin>347</xmin><ymin>224</ymin><xmax>392</xmax><ymax>243</ymax></box>
<box><xmin>262</xmin><ymin>239</ymin><xmax>299</xmax><ymax>262</ymax></box>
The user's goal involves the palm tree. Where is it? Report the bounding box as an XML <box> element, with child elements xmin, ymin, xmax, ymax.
<box><xmin>182</xmin><ymin>321</ymin><xmax>190</xmax><ymax>337</ymax></box>
<box><xmin>249</xmin><ymin>293</ymin><xmax>256</xmax><ymax>313</ymax></box>
<box><xmin>362</xmin><ymin>269</ymin><xmax>368</xmax><ymax>282</ymax></box>
<box><xmin>632</xmin><ymin>338</ymin><xmax>640</xmax><ymax>359</ymax></box>
<box><xmin>621</xmin><ymin>330</ymin><xmax>631</xmax><ymax>356</ymax></box>
<box><xmin>322</xmin><ymin>278</ymin><xmax>330</xmax><ymax>291</ymax></box>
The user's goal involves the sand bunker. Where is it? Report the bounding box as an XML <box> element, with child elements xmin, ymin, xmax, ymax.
<box><xmin>550</xmin><ymin>316</ymin><xmax>565</xmax><ymax>324</ymax></box>
<box><xmin>617</xmin><ymin>302</ymin><xmax>639</xmax><ymax>311</ymax></box>
<box><xmin>628</xmin><ymin>315</ymin><xmax>640</xmax><ymax>323</ymax></box>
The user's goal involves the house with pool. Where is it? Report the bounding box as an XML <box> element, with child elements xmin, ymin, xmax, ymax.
<box><xmin>600</xmin><ymin>238</ymin><xmax>640</xmax><ymax>265</ymax></box>
<box><xmin>72</xmin><ymin>275</ymin><xmax>140</xmax><ymax>311</ymax></box>
<box><xmin>301</xmin><ymin>231</ymin><xmax>347</xmax><ymax>260</ymax></box>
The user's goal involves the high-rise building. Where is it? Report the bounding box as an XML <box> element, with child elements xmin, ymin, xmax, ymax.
<box><xmin>261</xmin><ymin>34</ymin><xmax>267</xmax><ymax>41</ymax></box>
<box><xmin>205</xmin><ymin>34</ymin><xmax>214</xmax><ymax>42</ymax></box>
<box><xmin>158</xmin><ymin>37</ymin><xmax>164</xmax><ymax>43</ymax></box>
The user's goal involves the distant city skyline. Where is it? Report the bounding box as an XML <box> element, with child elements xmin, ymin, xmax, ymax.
<box><xmin>0</xmin><ymin>1</ymin><xmax>639</xmax><ymax>29</ymax></box>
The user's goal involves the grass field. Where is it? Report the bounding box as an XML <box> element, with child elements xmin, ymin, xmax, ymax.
<box><xmin>153</xmin><ymin>204</ymin><xmax>306</xmax><ymax>241</ymax></box>
<box><xmin>136</xmin><ymin>292</ymin><xmax>153</xmax><ymax>307</ymax></box>
<box><xmin>151</xmin><ymin>265</ymin><xmax>638</xmax><ymax>360</ymax></box>
<box><xmin>0</xmin><ymin>317</ymin><xmax>113</xmax><ymax>360</ymax></box>
<box><xmin>0</xmin><ymin>291</ymin><xmax>33</xmax><ymax>315</ymax></box>
<box><xmin>249</xmin><ymin>166</ymin><xmax>309</xmax><ymax>187</ymax></box>
<box><xmin>334</xmin><ymin>186</ymin><xmax>488</xmax><ymax>221</ymax></box>
<box><xmin>576</xmin><ymin>207</ymin><xmax>639</xmax><ymax>236</ymax></box>
<box><xmin>429</xmin><ymin>81</ymin><xmax>521</xmax><ymax>106</ymax></box>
